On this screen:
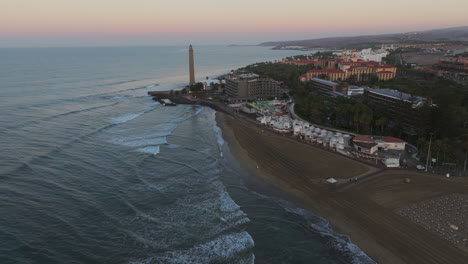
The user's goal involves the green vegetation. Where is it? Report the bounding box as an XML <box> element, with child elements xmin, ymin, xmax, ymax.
<box><xmin>189</xmin><ymin>82</ymin><xmax>204</xmax><ymax>91</ymax></box>
<box><xmin>314</xmin><ymin>51</ymin><xmax>335</xmax><ymax>59</ymax></box>
<box><xmin>285</xmin><ymin>51</ymin><xmax>336</xmax><ymax>61</ymax></box>
<box><xmin>292</xmin><ymin>91</ymin><xmax>406</xmax><ymax>136</ymax></box>
<box><xmin>244</xmin><ymin>61</ymin><xmax>468</xmax><ymax>168</ymax></box>
<box><xmin>243</xmin><ymin>62</ymin><xmax>317</xmax><ymax>89</ymax></box>
<box><xmin>375</xmin><ymin>69</ymin><xmax>468</xmax><ymax>139</ymax></box>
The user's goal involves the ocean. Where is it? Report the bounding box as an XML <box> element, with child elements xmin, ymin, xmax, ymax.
<box><xmin>0</xmin><ymin>46</ymin><xmax>374</xmax><ymax>263</ymax></box>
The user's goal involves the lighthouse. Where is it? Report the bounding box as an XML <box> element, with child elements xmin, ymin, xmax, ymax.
<box><xmin>189</xmin><ymin>45</ymin><xmax>195</xmax><ymax>86</ymax></box>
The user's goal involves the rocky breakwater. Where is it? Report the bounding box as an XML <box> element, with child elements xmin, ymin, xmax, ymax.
<box><xmin>147</xmin><ymin>91</ymin><xmax>234</xmax><ymax>115</ymax></box>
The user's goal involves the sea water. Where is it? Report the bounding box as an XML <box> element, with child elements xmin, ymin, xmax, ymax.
<box><xmin>0</xmin><ymin>46</ymin><xmax>374</xmax><ymax>263</ymax></box>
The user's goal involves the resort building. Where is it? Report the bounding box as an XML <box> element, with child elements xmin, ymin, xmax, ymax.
<box><xmin>295</xmin><ymin>49</ymin><xmax>397</xmax><ymax>83</ymax></box>
<box><xmin>352</xmin><ymin>135</ymin><xmax>378</xmax><ymax>154</ymax></box>
<box><xmin>352</xmin><ymin>135</ymin><xmax>406</xmax><ymax>167</ymax></box>
<box><xmin>225</xmin><ymin>73</ymin><xmax>284</xmax><ymax>101</ymax></box>
<box><xmin>309</xmin><ymin>78</ymin><xmax>347</xmax><ymax>97</ymax></box>
<box><xmin>364</xmin><ymin>88</ymin><xmax>431</xmax><ymax>131</ymax></box>
<box><xmin>301</xmin><ymin>69</ymin><xmax>346</xmax><ymax>82</ymax></box>
<box><xmin>346</xmin><ymin>85</ymin><xmax>365</xmax><ymax>96</ymax></box>
<box><xmin>352</xmin><ymin>135</ymin><xmax>406</xmax><ymax>153</ymax></box>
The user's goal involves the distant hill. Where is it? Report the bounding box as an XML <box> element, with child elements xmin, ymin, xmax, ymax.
<box><xmin>260</xmin><ymin>26</ymin><xmax>468</xmax><ymax>49</ymax></box>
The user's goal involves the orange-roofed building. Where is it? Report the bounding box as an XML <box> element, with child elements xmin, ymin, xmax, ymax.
<box><xmin>304</xmin><ymin>69</ymin><xmax>346</xmax><ymax>82</ymax></box>
<box><xmin>294</xmin><ymin>49</ymin><xmax>397</xmax><ymax>83</ymax></box>
<box><xmin>353</xmin><ymin>135</ymin><xmax>375</xmax><ymax>143</ymax></box>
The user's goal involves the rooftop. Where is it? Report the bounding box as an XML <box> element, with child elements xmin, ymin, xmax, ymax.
<box><xmin>377</xmin><ymin>65</ymin><xmax>395</xmax><ymax>68</ymax></box>
<box><xmin>353</xmin><ymin>135</ymin><xmax>374</xmax><ymax>143</ymax></box>
<box><xmin>311</xmin><ymin>78</ymin><xmax>338</xmax><ymax>86</ymax></box>
<box><xmin>366</xmin><ymin>88</ymin><xmax>424</xmax><ymax>103</ymax></box>
<box><xmin>348</xmin><ymin>85</ymin><xmax>365</xmax><ymax>91</ymax></box>
<box><xmin>307</xmin><ymin>69</ymin><xmax>345</xmax><ymax>74</ymax></box>
<box><xmin>383</xmin><ymin>136</ymin><xmax>406</xmax><ymax>143</ymax></box>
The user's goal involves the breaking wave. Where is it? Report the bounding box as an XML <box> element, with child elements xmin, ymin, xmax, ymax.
<box><xmin>110</xmin><ymin>113</ymin><xmax>144</xmax><ymax>124</ymax></box>
<box><xmin>135</xmin><ymin>146</ymin><xmax>160</xmax><ymax>155</ymax></box>
<box><xmin>129</xmin><ymin>232</ymin><xmax>254</xmax><ymax>264</ymax></box>
<box><xmin>277</xmin><ymin>199</ymin><xmax>376</xmax><ymax>264</ymax></box>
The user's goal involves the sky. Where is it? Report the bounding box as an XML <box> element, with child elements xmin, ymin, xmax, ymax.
<box><xmin>1</xmin><ymin>0</ymin><xmax>468</xmax><ymax>47</ymax></box>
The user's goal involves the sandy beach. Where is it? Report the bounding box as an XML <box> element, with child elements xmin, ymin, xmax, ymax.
<box><xmin>217</xmin><ymin>112</ymin><xmax>468</xmax><ymax>264</ymax></box>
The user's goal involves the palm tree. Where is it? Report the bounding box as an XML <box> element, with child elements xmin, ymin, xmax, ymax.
<box><xmin>432</xmin><ymin>139</ymin><xmax>444</xmax><ymax>168</ymax></box>
<box><xmin>375</xmin><ymin>116</ymin><xmax>389</xmax><ymax>135</ymax></box>
<box><xmin>462</xmin><ymin>134</ymin><xmax>468</xmax><ymax>173</ymax></box>
<box><xmin>352</xmin><ymin>104</ymin><xmax>373</xmax><ymax>133</ymax></box>
<box><xmin>439</xmin><ymin>138</ymin><xmax>450</xmax><ymax>164</ymax></box>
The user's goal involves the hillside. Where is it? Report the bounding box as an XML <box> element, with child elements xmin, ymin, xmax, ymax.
<box><xmin>260</xmin><ymin>26</ymin><xmax>468</xmax><ymax>49</ymax></box>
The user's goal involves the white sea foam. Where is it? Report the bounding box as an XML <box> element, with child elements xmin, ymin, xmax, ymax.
<box><xmin>110</xmin><ymin>96</ymin><xmax>126</xmax><ymax>100</ymax></box>
<box><xmin>120</xmin><ymin>137</ymin><xmax>167</xmax><ymax>147</ymax></box>
<box><xmin>110</xmin><ymin>113</ymin><xmax>144</xmax><ymax>124</ymax></box>
<box><xmin>107</xmin><ymin>114</ymin><xmax>182</xmax><ymax>154</ymax></box>
<box><xmin>213</xmin><ymin>123</ymin><xmax>225</xmax><ymax>147</ymax></box>
<box><xmin>211</xmin><ymin>111</ymin><xmax>225</xmax><ymax>158</ymax></box>
<box><xmin>195</xmin><ymin>107</ymin><xmax>204</xmax><ymax>116</ymax></box>
<box><xmin>129</xmin><ymin>232</ymin><xmax>254</xmax><ymax>264</ymax></box>
<box><xmin>135</xmin><ymin>146</ymin><xmax>160</xmax><ymax>155</ymax></box>
<box><xmin>119</xmin><ymin>108</ymin><xmax>255</xmax><ymax>264</ymax></box>
<box><xmin>109</xmin><ymin>124</ymin><xmax>178</xmax><ymax>148</ymax></box>
<box><xmin>277</xmin><ymin>199</ymin><xmax>376</xmax><ymax>264</ymax></box>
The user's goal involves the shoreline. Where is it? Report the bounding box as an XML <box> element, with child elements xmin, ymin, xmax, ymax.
<box><xmin>215</xmin><ymin>111</ymin><xmax>468</xmax><ymax>264</ymax></box>
<box><xmin>216</xmin><ymin>112</ymin><xmax>396</xmax><ymax>263</ymax></box>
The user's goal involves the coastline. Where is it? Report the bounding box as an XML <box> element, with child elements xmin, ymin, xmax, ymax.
<box><xmin>215</xmin><ymin>111</ymin><xmax>468</xmax><ymax>264</ymax></box>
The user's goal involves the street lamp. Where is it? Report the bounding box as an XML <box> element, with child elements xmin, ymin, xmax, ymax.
<box><xmin>425</xmin><ymin>133</ymin><xmax>433</xmax><ymax>172</ymax></box>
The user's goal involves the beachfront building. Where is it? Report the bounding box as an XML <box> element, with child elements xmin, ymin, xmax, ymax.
<box><xmin>377</xmin><ymin>136</ymin><xmax>406</xmax><ymax>151</ymax></box>
<box><xmin>364</xmin><ymin>88</ymin><xmax>431</xmax><ymax>131</ymax></box>
<box><xmin>259</xmin><ymin>115</ymin><xmax>292</xmax><ymax>133</ymax></box>
<box><xmin>309</xmin><ymin>78</ymin><xmax>347</xmax><ymax>97</ymax></box>
<box><xmin>225</xmin><ymin>73</ymin><xmax>284</xmax><ymax>102</ymax></box>
<box><xmin>353</xmin><ymin>135</ymin><xmax>406</xmax><ymax>153</ymax></box>
<box><xmin>352</xmin><ymin>135</ymin><xmax>378</xmax><ymax>154</ymax></box>
<box><xmin>352</xmin><ymin>135</ymin><xmax>406</xmax><ymax>167</ymax></box>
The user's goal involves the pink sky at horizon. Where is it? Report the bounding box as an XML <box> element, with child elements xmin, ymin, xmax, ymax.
<box><xmin>1</xmin><ymin>0</ymin><xmax>468</xmax><ymax>47</ymax></box>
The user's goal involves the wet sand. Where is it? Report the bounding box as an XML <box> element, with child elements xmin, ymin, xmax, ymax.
<box><xmin>217</xmin><ymin>112</ymin><xmax>468</xmax><ymax>264</ymax></box>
